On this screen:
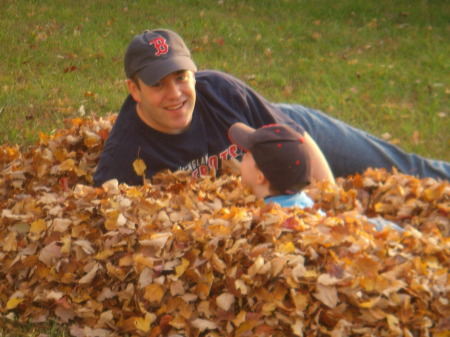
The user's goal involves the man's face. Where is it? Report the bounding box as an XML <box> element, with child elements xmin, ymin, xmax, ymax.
<box><xmin>128</xmin><ymin>70</ymin><xmax>196</xmax><ymax>134</ymax></box>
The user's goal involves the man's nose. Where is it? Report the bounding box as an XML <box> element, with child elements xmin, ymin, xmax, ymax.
<box><xmin>166</xmin><ymin>80</ymin><xmax>182</xmax><ymax>98</ymax></box>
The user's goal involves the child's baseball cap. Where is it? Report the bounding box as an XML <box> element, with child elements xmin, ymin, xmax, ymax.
<box><xmin>228</xmin><ymin>123</ymin><xmax>311</xmax><ymax>194</ymax></box>
<box><xmin>124</xmin><ymin>29</ymin><xmax>197</xmax><ymax>86</ymax></box>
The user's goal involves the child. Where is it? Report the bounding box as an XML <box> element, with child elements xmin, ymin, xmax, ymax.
<box><xmin>228</xmin><ymin>122</ymin><xmax>404</xmax><ymax>232</ymax></box>
<box><xmin>228</xmin><ymin>122</ymin><xmax>316</xmax><ymax>208</ymax></box>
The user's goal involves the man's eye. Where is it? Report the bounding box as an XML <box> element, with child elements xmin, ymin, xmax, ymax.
<box><xmin>152</xmin><ymin>82</ymin><xmax>163</xmax><ymax>88</ymax></box>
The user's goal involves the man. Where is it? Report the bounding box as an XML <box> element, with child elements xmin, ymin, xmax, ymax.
<box><xmin>93</xmin><ymin>29</ymin><xmax>449</xmax><ymax>186</ymax></box>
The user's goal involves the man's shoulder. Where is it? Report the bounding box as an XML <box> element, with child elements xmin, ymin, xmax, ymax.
<box><xmin>195</xmin><ymin>70</ymin><xmax>244</xmax><ymax>86</ymax></box>
<box><xmin>112</xmin><ymin>95</ymin><xmax>137</xmax><ymax>128</ymax></box>
<box><xmin>195</xmin><ymin>69</ymin><xmax>230</xmax><ymax>79</ymax></box>
<box><xmin>102</xmin><ymin>95</ymin><xmax>140</xmax><ymax>146</ymax></box>
<box><xmin>195</xmin><ymin>70</ymin><xmax>251</xmax><ymax>104</ymax></box>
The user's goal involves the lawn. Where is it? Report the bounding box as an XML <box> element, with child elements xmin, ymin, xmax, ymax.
<box><xmin>1</xmin><ymin>0</ymin><xmax>449</xmax><ymax>160</ymax></box>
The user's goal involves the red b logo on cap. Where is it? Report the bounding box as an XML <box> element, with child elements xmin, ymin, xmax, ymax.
<box><xmin>150</xmin><ymin>37</ymin><xmax>169</xmax><ymax>56</ymax></box>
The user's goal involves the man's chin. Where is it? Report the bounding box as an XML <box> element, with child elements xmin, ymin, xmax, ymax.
<box><xmin>169</xmin><ymin>119</ymin><xmax>192</xmax><ymax>134</ymax></box>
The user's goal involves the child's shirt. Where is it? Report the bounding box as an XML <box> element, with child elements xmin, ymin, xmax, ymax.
<box><xmin>264</xmin><ymin>192</ymin><xmax>404</xmax><ymax>232</ymax></box>
<box><xmin>264</xmin><ymin>192</ymin><xmax>314</xmax><ymax>208</ymax></box>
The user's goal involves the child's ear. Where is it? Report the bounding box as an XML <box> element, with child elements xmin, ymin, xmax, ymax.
<box><xmin>256</xmin><ymin>171</ymin><xmax>267</xmax><ymax>185</ymax></box>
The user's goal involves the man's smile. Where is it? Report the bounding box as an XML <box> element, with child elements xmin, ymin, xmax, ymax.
<box><xmin>165</xmin><ymin>101</ymin><xmax>185</xmax><ymax>111</ymax></box>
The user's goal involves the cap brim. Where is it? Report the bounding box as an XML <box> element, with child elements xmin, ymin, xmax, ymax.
<box><xmin>228</xmin><ymin>123</ymin><xmax>256</xmax><ymax>151</ymax></box>
<box><xmin>138</xmin><ymin>56</ymin><xmax>197</xmax><ymax>86</ymax></box>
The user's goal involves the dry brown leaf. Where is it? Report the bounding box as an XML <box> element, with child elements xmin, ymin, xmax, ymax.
<box><xmin>314</xmin><ymin>284</ymin><xmax>338</xmax><ymax>308</ymax></box>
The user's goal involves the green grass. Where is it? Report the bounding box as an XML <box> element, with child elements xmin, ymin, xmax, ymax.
<box><xmin>0</xmin><ymin>318</ymin><xmax>69</xmax><ymax>337</ymax></box>
<box><xmin>0</xmin><ymin>1</ymin><xmax>449</xmax><ymax>332</ymax></box>
<box><xmin>1</xmin><ymin>0</ymin><xmax>449</xmax><ymax>161</ymax></box>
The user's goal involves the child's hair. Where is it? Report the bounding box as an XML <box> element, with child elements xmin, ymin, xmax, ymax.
<box><xmin>228</xmin><ymin>123</ymin><xmax>311</xmax><ymax>195</ymax></box>
<box><xmin>266</xmin><ymin>172</ymin><xmax>309</xmax><ymax>195</ymax></box>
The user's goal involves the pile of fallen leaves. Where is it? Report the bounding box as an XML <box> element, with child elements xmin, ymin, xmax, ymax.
<box><xmin>0</xmin><ymin>116</ymin><xmax>449</xmax><ymax>337</ymax></box>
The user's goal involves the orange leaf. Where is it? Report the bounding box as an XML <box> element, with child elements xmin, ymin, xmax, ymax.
<box><xmin>144</xmin><ymin>284</ymin><xmax>165</xmax><ymax>303</ymax></box>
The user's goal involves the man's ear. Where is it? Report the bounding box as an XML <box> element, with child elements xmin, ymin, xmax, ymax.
<box><xmin>126</xmin><ymin>79</ymin><xmax>141</xmax><ymax>103</ymax></box>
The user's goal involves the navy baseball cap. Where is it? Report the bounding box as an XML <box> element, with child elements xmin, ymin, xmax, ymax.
<box><xmin>228</xmin><ymin>123</ymin><xmax>311</xmax><ymax>194</ymax></box>
<box><xmin>124</xmin><ymin>29</ymin><xmax>197</xmax><ymax>86</ymax></box>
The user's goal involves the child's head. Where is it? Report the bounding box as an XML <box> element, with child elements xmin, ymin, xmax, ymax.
<box><xmin>228</xmin><ymin>123</ymin><xmax>311</xmax><ymax>197</ymax></box>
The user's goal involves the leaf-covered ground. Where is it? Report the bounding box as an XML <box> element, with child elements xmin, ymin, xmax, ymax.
<box><xmin>1</xmin><ymin>116</ymin><xmax>449</xmax><ymax>337</ymax></box>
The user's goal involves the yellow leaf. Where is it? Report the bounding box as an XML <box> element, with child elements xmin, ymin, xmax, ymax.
<box><xmin>60</xmin><ymin>235</ymin><xmax>72</xmax><ymax>254</ymax></box>
<box><xmin>433</xmin><ymin>332</ymin><xmax>450</xmax><ymax>337</ymax></box>
<box><xmin>423</xmin><ymin>183</ymin><xmax>445</xmax><ymax>201</ymax></box>
<box><xmin>232</xmin><ymin>310</ymin><xmax>247</xmax><ymax>327</ymax></box>
<box><xmin>94</xmin><ymin>249</ymin><xmax>115</xmax><ymax>261</ymax></box>
<box><xmin>236</xmin><ymin>320</ymin><xmax>258</xmax><ymax>335</ymax></box>
<box><xmin>104</xmin><ymin>209</ymin><xmax>120</xmax><ymax>231</ymax></box>
<box><xmin>133</xmin><ymin>159</ymin><xmax>147</xmax><ymax>177</ymax></box>
<box><xmin>30</xmin><ymin>219</ymin><xmax>47</xmax><ymax>235</ymax></box>
<box><xmin>83</xmin><ymin>131</ymin><xmax>101</xmax><ymax>148</ymax></box>
<box><xmin>235</xmin><ymin>279</ymin><xmax>248</xmax><ymax>295</ymax></box>
<box><xmin>292</xmin><ymin>320</ymin><xmax>304</xmax><ymax>337</ymax></box>
<box><xmin>175</xmin><ymin>258</ymin><xmax>189</xmax><ymax>278</ymax></box>
<box><xmin>7</xmin><ymin>297</ymin><xmax>25</xmax><ymax>310</ymax></box>
<box><xmin>277</xmin><ymin>241</ymin><xmax>295</xmax><ymax>254</ymax></box>
<box><xmin>358</xmin><ymin>297</ymin><xmax>380</xmax><ymax>308</ymax></box>
<box><xmin>135</xmin><ymin>313</ymin><xmax>154</xmax><ymax>332</ymax></box>
<box><xmin>305</xmin><ymin>269</ymin><xmax>318</xmax><ymax>278</ymax></box>
<box><xmin>58</xmin><ymin>159</ymin><xmax>76</xmax><ymax>171</ymax></box>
